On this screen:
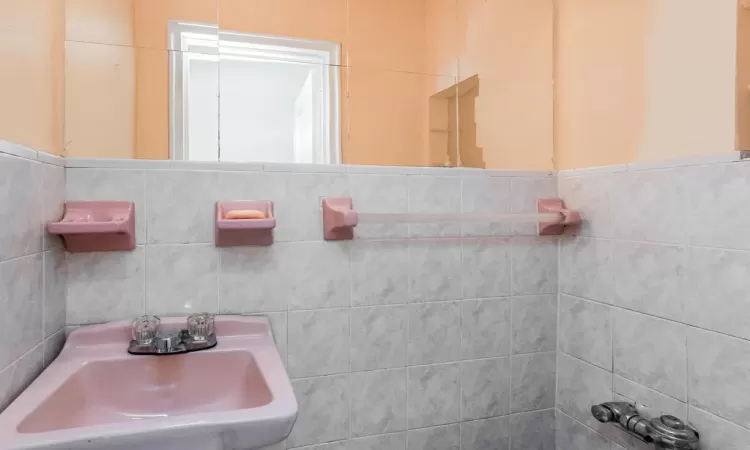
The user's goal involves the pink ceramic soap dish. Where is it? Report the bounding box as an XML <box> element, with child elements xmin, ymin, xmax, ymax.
<box><xmin>215</xmin><ymin>201</ymin><xmax>276</xmax><ymax>247</ymax></box>
<box><xmin>47</xmin><ymin>201</ymin><xmax>136</xmax><ymax>252</ymax></box>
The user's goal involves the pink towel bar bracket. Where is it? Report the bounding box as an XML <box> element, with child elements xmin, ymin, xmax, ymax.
<box><xmin>47</xmin><ymin>201</ymin><xmax>136</xmax><ymax>252</ymax></box>
<box><xmin>215</xmin><ymin>201</ymin><xmax>276</xmax><ymax>247</ymax></box>
<box><xmin>322</xmin><ymin>197</ymin><xmax>359</xmax><ymax>241</ymax></box>
<box><xmin>537</xmin><ymin>198</ymin><xmax>581</xmax><ymax>235</ymax></box>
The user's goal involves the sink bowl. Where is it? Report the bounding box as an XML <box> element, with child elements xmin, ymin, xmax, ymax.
<box><xmin>0</xmin><ymin>316</ymin><xmax>297</xmax><ymax>450</ymax></box>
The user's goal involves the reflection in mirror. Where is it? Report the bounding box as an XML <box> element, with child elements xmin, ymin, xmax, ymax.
<box><xmin>218</xmin><ymin>33</ymin><xmax>341</xmax><ymax>164</ymax></box>
<box><xmin>65</xmin><ymin>0</ymin><xmax>219</xmax><ymax>54</ymax></box>
<box><xmin>64</xmin><ymin>42</ymin><xmax>218</xmax><ymax>159</ymax></box>
<box><xmin>57</xmin><ymin>0</ymin><xmax>554</xmax><ymax>169</ymax></box>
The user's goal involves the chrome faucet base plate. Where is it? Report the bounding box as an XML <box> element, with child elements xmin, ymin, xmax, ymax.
<box><xmin>128</xmin><ymin>332</ymin><xmax>217</xmax><ymax>356</ymax></box>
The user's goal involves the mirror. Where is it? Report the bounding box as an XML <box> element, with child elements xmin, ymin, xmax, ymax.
<box><xmin>62</xmin><ymin>0</ymin><xmax>555</xmax><ymax>169</ymax></box>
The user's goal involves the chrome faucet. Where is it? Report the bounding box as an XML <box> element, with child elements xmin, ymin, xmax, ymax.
<box><xmin>591</xmin><ymin>402</ymin><xmax>699</xmax><ymax>450</ymax></box>
<box><xmin>128</xmin><ymin>313</ymin><xmax>217</xmax><ymax>355</ymax></box>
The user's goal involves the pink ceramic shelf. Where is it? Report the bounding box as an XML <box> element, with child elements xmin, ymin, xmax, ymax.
<box><xmin>47</xmin><ymin>201</ymin><xmax>136</xmax><ymax>252</ymax></box>
<box><xmin>215</xmin><ymin>201</ymin><xmax>276</xmax><ymax>247</ymax></box>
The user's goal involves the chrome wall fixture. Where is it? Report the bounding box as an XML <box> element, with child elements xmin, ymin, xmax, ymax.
<box><xmin>591</xmin><ymin>402</ymin><xmax>699</xmax><ymax>450</ymax></box>
<box><xmin>128</xmin><ymin>313</ymin><xmax>217</xmax><ymax>355</ymax></box>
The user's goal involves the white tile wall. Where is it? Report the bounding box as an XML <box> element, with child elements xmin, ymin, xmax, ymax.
<box><xmin>0</xmin><ymin>142</ymin><xmax>67</xmax><ymax>412</ymax></box>
<box><xmin>63</xmin><ymin>162</ymin><xmax>559</xmax><ymax>450</ymax></box>
<box><xmin>556</xmin><ymin>158</ymin><xmax>750</xmax><ymax>450</ymax></box>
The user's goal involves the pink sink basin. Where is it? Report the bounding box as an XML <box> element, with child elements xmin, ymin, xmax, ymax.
<box><xmin>0</xmin><ymin>316</ymin><xmax>297</xmax><ymax>450</ymax></box>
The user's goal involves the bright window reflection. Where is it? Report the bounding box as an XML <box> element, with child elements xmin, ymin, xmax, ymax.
<box><xmin>169</xmin><ymin>22</ymin><xmax>341</xmax><ymax>164</ymax></box>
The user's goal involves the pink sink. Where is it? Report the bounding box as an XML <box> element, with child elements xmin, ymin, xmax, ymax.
<box><xmin>0</xmin><ymin>316</ymin><xmax>297</xmax><ymax>450</ymax></box>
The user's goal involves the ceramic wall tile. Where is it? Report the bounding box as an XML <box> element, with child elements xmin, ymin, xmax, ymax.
<box><xmin>460</xmin><ymin>416</ymin><xmax>510</xmax><ymax>450</ymax></box>
<box><xmin>349</xmin><ymin>369</ymin><xmax>407</xmax><ymax>437</ymax></box>
<box><xmin>350</xmin><ymin>241</ymin><xmax>409</xmax><ymax>306</ymax></box>
<box><xmin>557</xmin><ymin>353</ymin><xmax>613</xmax><ymax>431</ymax></box>
<box><xmin>220</xmin><ymin>242</ymin><xmax>350</xmax><ymax>313</ymax></box>
<box><xmin>510</xmin><ymin>177</ymin><xmax>556</xmax><ymax>236</ymax></box>
<box><xmin>558</xmin><ymin>295</ymin><xmax>613</xmax><ymax>370</ymax></box>
<box><xmin>510</xmin><ymin>237</ymin><xmax>558</xmax><ymax>296</ymax></box>
<box><xmin>557</xmin><ymin>174</ymin><xmax>614</xmax><ymax>238</ymax></box>
<box><xmin>288</xmin><ymin>375</ymin><xmax>349</xmax><ymax>448</ymax></box>
<box><xmin>408</xmin><ymin>176</ymin><xmax>461</xmax><ymax>238</ymax></box>
<box><xmin>274</xmin><ymin>173</ymin><xmax>350</xmax><ymax>242</ymax></box>
<box><xmin>408</xmin><ymin>302</ymin><xmax>461</xmax><ymax>365</ymax></box>
<box><xmin>406</xmin><ymin>424</ymin><xmax>460</xmax><ymax>450</ymax></box>
<box><xmin>67</xmin><ymin>248</ymin><xmax>145</xmax><ymax>324</ymax></box>
<box><xmin>559</xmin><ymin>237</ymin><xmax>614</xmax><ymax>304</ymax></box>
<box><xmin>461</xmin><ymin>239</ymin><xmax>511</xmax><ymax>298</ymax></box>
<box><xmin>218</xmin><ymin>246</ymin><xmax>287</xmax><ymax>313</ymax></box>
<box><xmin>288</xmin><ymin>309</ymin><xmax>350</xmax><ymax>378</ymax></box>
<box><xmin>43</xmin><ymin>249</ymin><xmax>67</xmax><ymax>338</ymax></box>
<box><xmin>511</xmin><ymin>295</ymin><xmax>556</xmax><ymax>354</ymax></box>
<box><xmin>0</xmin><ymin>153</ymin><xmax>42</xmax><ymax>260</ymax></box>
<box><xmin>350</xmin><ymin>305</ymin><xmax>408</xmax><ymax>371</ymax></box>
<box><xmin>460</xmin><ymin>357</ymin><xmax>511</xmax><ymax>420</ymax></box>
<box><xmin>66</xmin><ymin>169</ymin><xmax>146</xmax><ymax>244</ymax></box>
<box><xmin>511</xmin><ymin>352</ymin><xmax>556</xmax><ymax>413</ymax></box>
<box><xmin>613</xmin><ymin>309</ymin><xmax>687</xmax><ymax>400</ymax></box>
<box><xmin>684</xmin><ymin>247</ymin><xmax>750</xmax><ymax>340</ymax></box>
<box><xmin>407</xmin><ymin>363</ymin><xmax>460</xmax><ymax>429</ymax></box>
<box><xmin>42</xmin><ymin>330</ymin><xmax>65</xmax><ymax>368</ymax></box>
<box><xmin>145</xmin><ymin>170</ymin><xmax>219</xmax><ymax>244</ymax></box>
<box><xmin>613</xmin><ymin>168</ymin><xmax>689</xmax><ymax>244</ymax></box>
<box><xmin>41</xmin><ymin>163</ymin><xmax>65</xmax><ymax>250</ymax></box>
<box><xmin>461</xmin><ymin>176</ymin><xmax>511</xmax><ymax>237</ymax></box>
<box><xmin>555</xmin><ymin>411</ymin><xmax>610</xmax><ymax>450</ymax></box>
<box><xmin>613</xmin><ymin>376</ymin><xmax>687</xmax><ymax>419</ymax></box>
<box><xmin>688</xmin><ymin>406</ymin><xmax>750</xmax><ymax>450</ymax></box>
<box><xmin>509</xmin><ymin>409</ymin><xmax>555</xmax><ymax>450</ymax></box>
<box><xmin>687</xmin><ymin>328</ymin><xmax>750</xmax><ymax>428</ymax></box>
<box><xmin>0</xmin><ymin>346</ymin><xmax>43</xmax><ymax>411</ymax></box>
<box><xmin>461</xmin><ymin>298</ymin><xmax>511</xmax><ymax>359</ymax></box>
<box><xmin>350</xmin><ymin>174</ymin><xmax>409</xmax><ymax>239</ymax></box>
<box><xmin>0</xmin><ymin>255</ymin><xmax>43</xmax><ymax>368</ymax></box>
<box><xmin>347</xmin><ymin>433</ymin><xmax>407</xmax><ymax>450</ymax></box>
<box><xmin>613</xmin><ymin>242</ymin><xmax>686</xmax><ymax>321</ymax></box>
<box><xmin>687</xmin><ymin>163</ymin><xmax>750</xmax><ymax>250</ymax></box>
<box><xmin>409</xmin><ymin>241</ymin><xmax>462</xmax><ymax>302</ymax></box>
<box><xmin>145</xmin><ymin>245</ymin><xmax>218</xmax><ymax>316</ymax></box>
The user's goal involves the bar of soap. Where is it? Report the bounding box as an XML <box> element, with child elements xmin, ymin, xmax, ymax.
<box><xmin>225</xmin><ymin>209</ymin><xmax>266</xmax><ymax>220</ymax></box>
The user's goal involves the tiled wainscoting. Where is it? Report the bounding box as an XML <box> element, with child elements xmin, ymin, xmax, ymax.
<box><xmin>64</xmin><ymin>162</ymin><xmax>559</xmax><ymax>450</ymax></box>
<box><xmin>0</xmin><ymin>143</ymin><xmax>67</xmax><ymax>411</ymax></box>
<box><xmin>555</xmin><ymin>156</ymin><xmax>750</xmax><ymax>450</ymax></box>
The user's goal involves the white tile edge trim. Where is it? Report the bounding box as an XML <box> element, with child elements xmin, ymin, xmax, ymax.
<box><xmin>558</xmin><ymin>151</ymin><xmax>745</xmax><ymax>177</ymax></box>
<box><xmin>0</xmin><ymin>140</ymin><xmax>65</xmax><ymax>167</ymax></box>
<box><xmin>61</xmin><ymin>157</ymin><xmax>556</xmax><ymax>177</ymax></box>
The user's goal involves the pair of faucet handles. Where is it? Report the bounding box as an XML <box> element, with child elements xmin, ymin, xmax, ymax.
<box><xmin>129</xmin><ymin>313</ymin><xmax>216</xmax><ymax>355</ymax></box>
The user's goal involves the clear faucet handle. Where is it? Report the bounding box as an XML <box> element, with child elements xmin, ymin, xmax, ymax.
<box><xmin>187</xmin><ymin>313</ymin><xmax>215</xmax><ymax>341</ymax></box>
<box><xmin>131</xmin><ymin>315</ymin><xmax>160</xmax><ymax>343</ymax></box>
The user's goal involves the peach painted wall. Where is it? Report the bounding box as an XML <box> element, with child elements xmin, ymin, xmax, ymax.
<box><xmin>456</xmin><ymin>0</ymin><xmax>554</xmax><ymax>170</ymax></box>
<box><xmin>555</xmin><ymin>0</ymin><xmax>738</xmax><ymax>169</ymax></box>
<box><xmin>64</xmin><ymin>0</ymin><xmax>136</xmax><ymax>158</ymax></box>
<box><xmin>0</xmin><ymin>0</ymin><xmax>64</xmax><ymax>155</ymax></box>
<box><xmin>738</xmin><ymin>0</ymin><xmax>750</xmax><ymax>150</ymax></box>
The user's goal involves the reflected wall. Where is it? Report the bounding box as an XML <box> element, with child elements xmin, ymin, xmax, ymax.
<box><xmin>0</xmin><ymin>0</ymin><xmax>556</xmax><ymax>169</ymax></box>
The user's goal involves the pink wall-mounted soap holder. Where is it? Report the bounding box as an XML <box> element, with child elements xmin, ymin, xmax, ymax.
<box><xmin>47</xmin><ymin>201</ymin><xmax>136</xmax><ymax>252</ymax></box>
<box><xmin>215</xmin><ymin>201</ymin><xmax>276</xmax><ymax>247</ymax></box>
